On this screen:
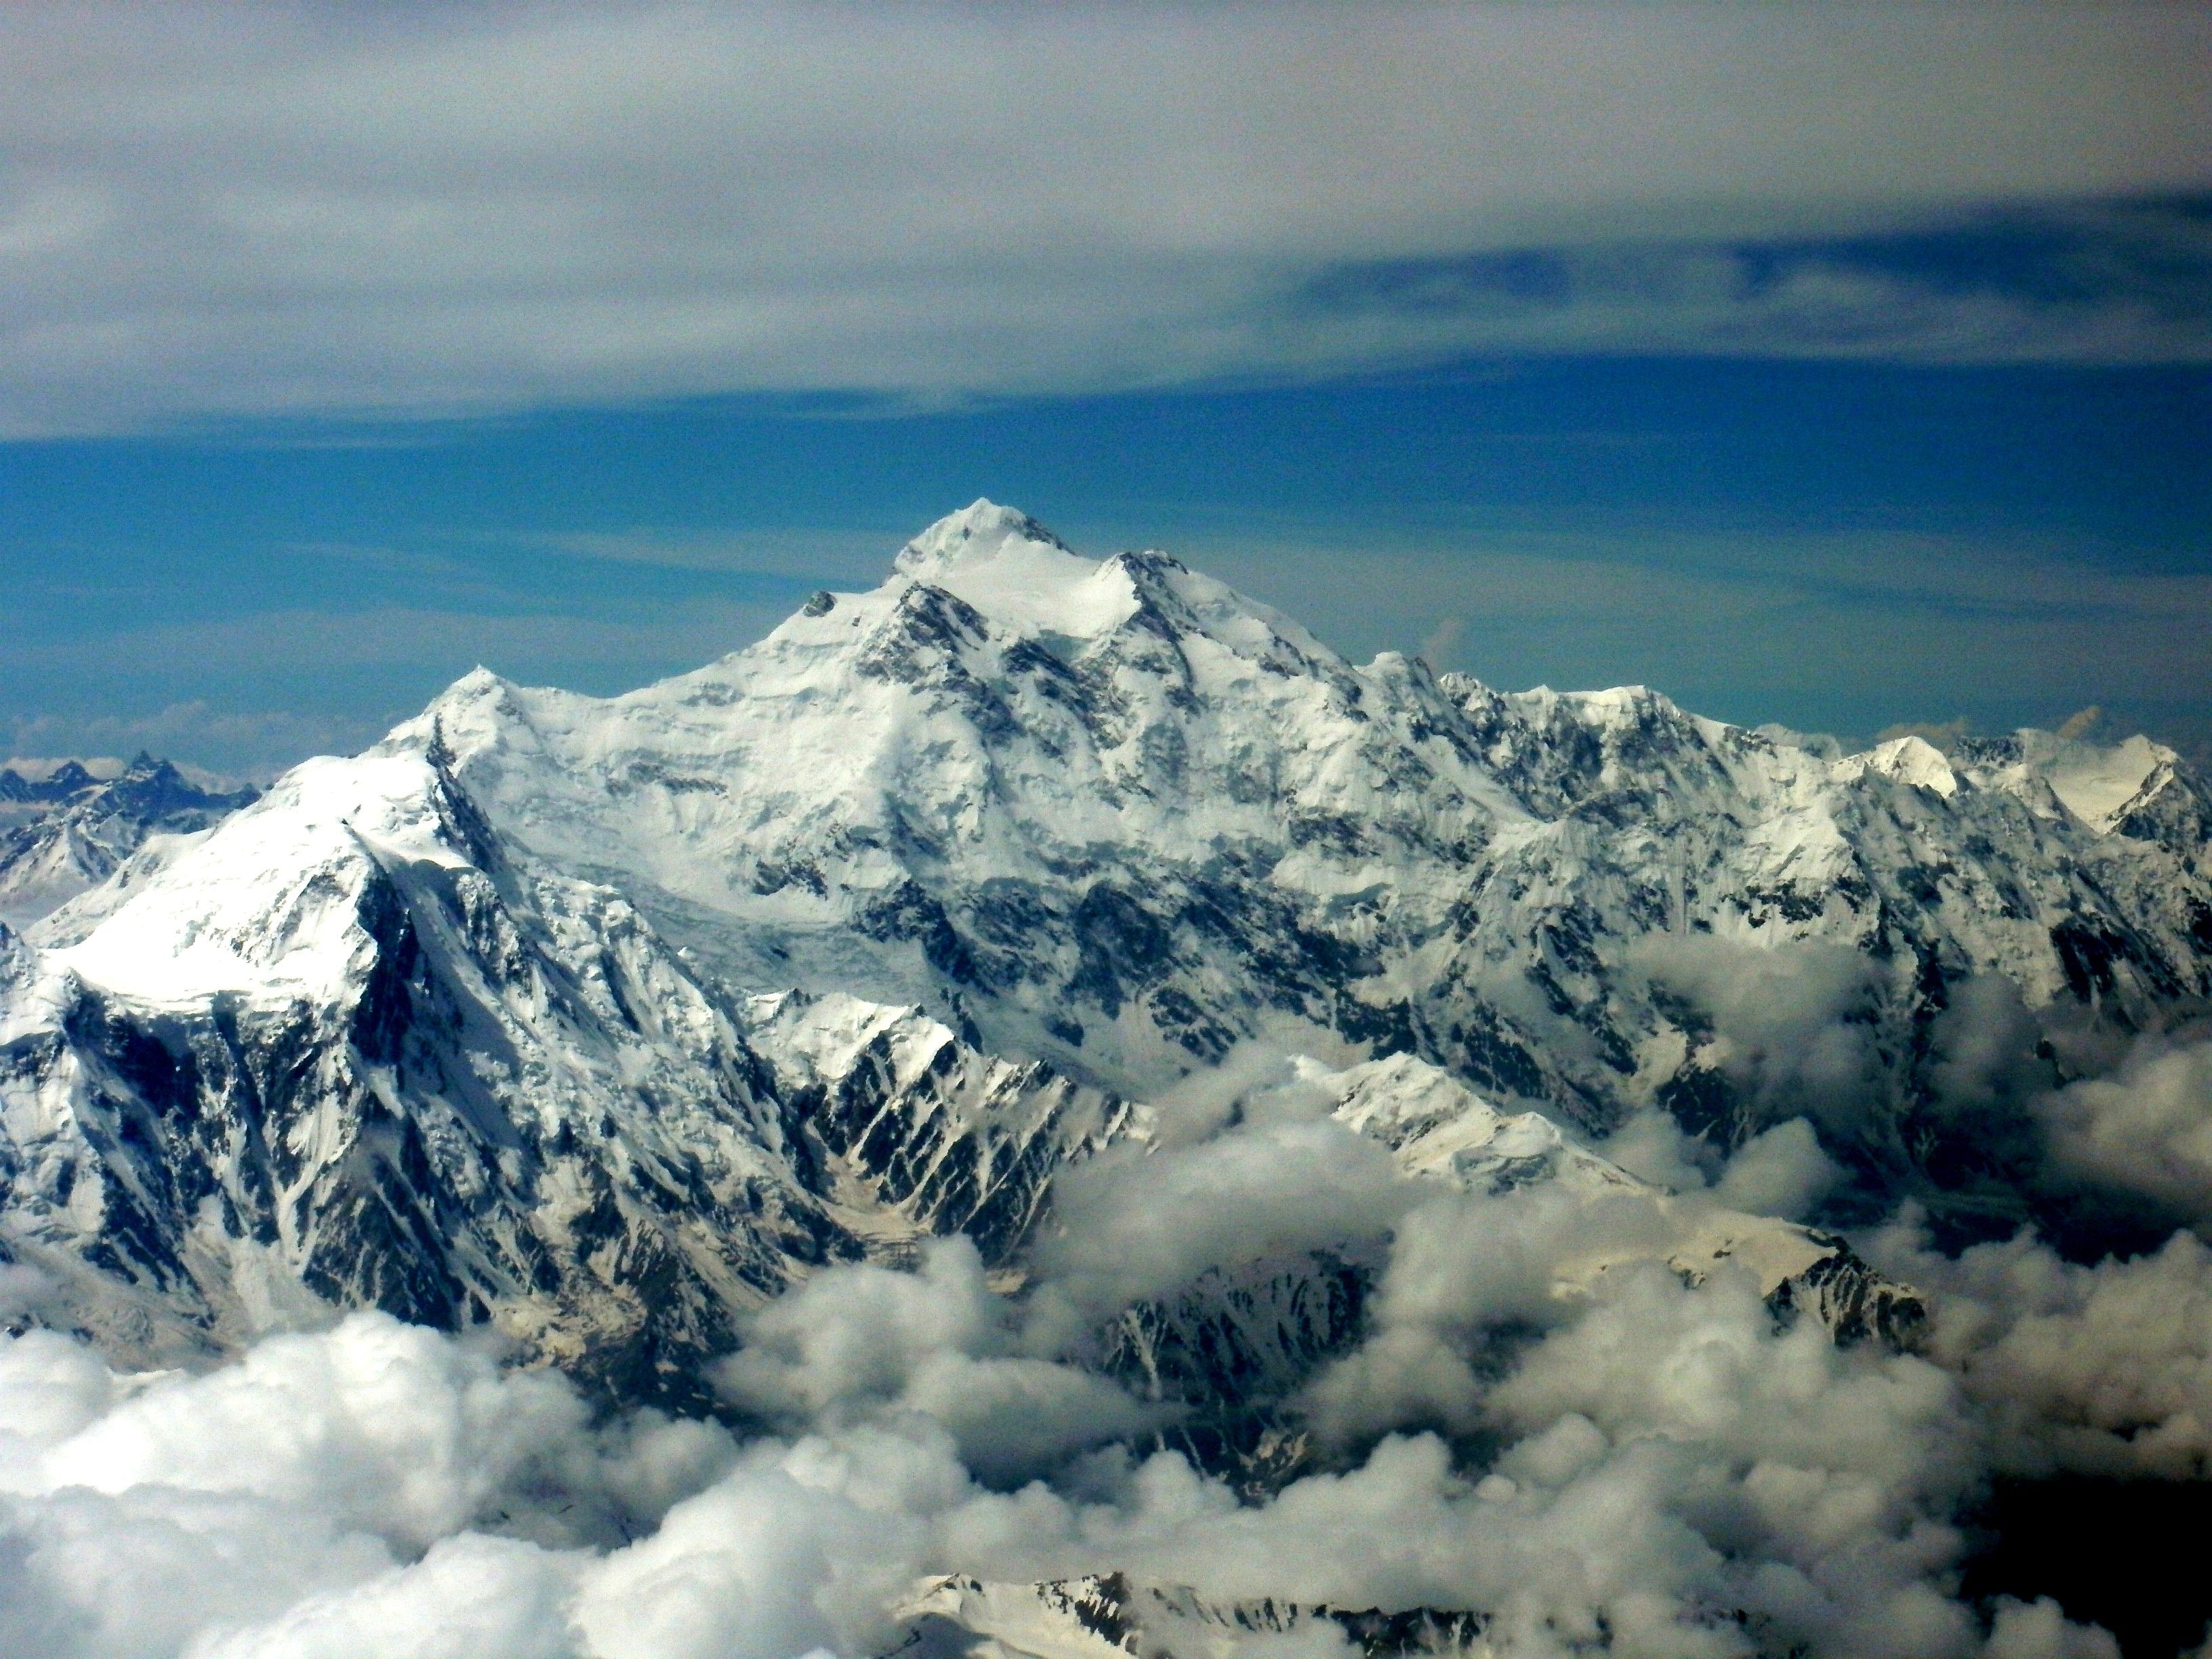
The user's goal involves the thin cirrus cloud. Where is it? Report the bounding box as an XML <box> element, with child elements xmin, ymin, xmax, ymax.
<box><xmin>1</xmin><ymin>3</ymin><xmax>2207</xmax><ymax>435</ymax></box>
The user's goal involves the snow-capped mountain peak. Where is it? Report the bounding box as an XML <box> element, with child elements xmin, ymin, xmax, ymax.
<box><xmin>890</xmin><ymin>499</ymin><xmax>1132</xmax><ymax>644</ymax></box>
<box><xmin>2031</xmin><ymin>729</ymin><xmax>2179</xmax><ymax>833</ymax></box>
<box><xmin>888</xmin><ymin>499</ymin><xmax>1139</xmax><ymax>642</ymax></box>
<box><xmin>51</xmin><ymin>754</ymin><xmax>468</xmax><ymax>1010</ymax></box>
<box><xmin>1844</xmin><ymin>733</ymin><xmax>1959</xmax><ymax>797</ymax></box>
<box><xmin>896</xmin><ymin>497</ymin><xmax>1071</xmax><ymax>567</ymax></box>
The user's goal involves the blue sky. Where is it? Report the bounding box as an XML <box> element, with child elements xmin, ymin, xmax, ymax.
<box><xmin>2</xmin><ymin>6</ymin><xmax>2207</xmax><ymax>775</ymax></box>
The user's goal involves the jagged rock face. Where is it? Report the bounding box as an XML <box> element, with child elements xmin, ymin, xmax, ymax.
<box><xmin>1765</xmin><ymin>1243</ymin><xmax>1927</xmax><ymax>1351</ymax></box>
<box><xmin>0</xmin><ymin>756</ymin><xmax>1907</xmax><ymax>1428</ymax></box>
<box><xmin>0</xmin><ymin>752</ymin><xmax>257</xmax><ymax>926</ymax></box>
<box><xmin>0</xmin><ymin>750</ymin><xmax>1154</xmax><ymax>1401</ymax></box>
<box><xmin>750</xmin><ymin>989</ymin><xmax>1143</xmax><ymax>1265</ymax></box>
<box><xmin>1432</xmin><ymin>685</ymin><xmax>2212</xmax><ymax>1228</ymax></box>
<box><xmin>388</xmin><ymin>505</ymin><xmax>1513</xmax><ymax>1093</ymax></box>
<box><xmin>1096</xmin><ymin>1249</ymin><xmax>1372</xmax><ymax>1498</ymax></box>
<box><xmin>0</xmin><ymin>755</ymin><xmax>849</xmax><ymax>1400</ymax></box>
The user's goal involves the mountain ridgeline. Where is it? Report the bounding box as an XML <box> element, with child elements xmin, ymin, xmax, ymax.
<box><xmin>0</xmin><ymin>752</ymin><xmax>258</xmax><ymax>926</ymax></box>
<box><xmin>0</xmin><ymin>502</ymin><xmax>2205</xmax><ymax>1427</ymax></box>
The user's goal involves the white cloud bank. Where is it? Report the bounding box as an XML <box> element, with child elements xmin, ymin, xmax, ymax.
<box><xmin>8</xmin><ymin>1208</ymin><xmax>2196</xmax><ymax>1653</ymax></box>
<box><xmin>1</xmin><ymin>3</ymin><xmax>2207</xmax><ymax>433</ymax></box>
<box><xmin>0</xmin><ymin>1296</ymin><xmax>2100</xmax><ymax>1659</ymax></box>
<box><xmin>2034</xmin><ymin>1036</ymin><xmax>2212</xmax><ymax>1225</ymax></box>
<box><xmin>12</xmin><ymin>1029</ymin><xmax>2212</xmax><ymax>1655</ymax></box>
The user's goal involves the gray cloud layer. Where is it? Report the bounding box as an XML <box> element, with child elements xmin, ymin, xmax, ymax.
<box><xmin>3</xmin><ymin>3</ymin><xmax>2207</xmax><ymax>433</ymax></box>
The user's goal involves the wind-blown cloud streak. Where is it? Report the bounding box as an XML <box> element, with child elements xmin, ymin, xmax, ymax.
<box><xmin>1</xmin><ymin>3</ymin><xmax>2207</xmax><ymax>434</ymax></box>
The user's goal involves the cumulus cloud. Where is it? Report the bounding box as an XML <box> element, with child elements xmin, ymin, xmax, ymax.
<box><xmin>1281</xmin><ymin>1174</ymin><xmax>2148</xmax><ymax>1658</ymax></box>
<box><xmin>0</xmin><ymin>1314</ymin><xmax>743</xmax><ymax>1537</ymax></box>
<box><xmin>1714</xmin><ymin>1118</ymin><xmax>1846</xmax><ymax>1220</ymax></box>
<box><xmin>0</xmin><ymin>1315</ymin><xmax>699</xmax><ymax>1658</ymax></box>
<box><xmin>2032</xmin><ymin>1033</ymin><xmax>2212</xmax><ymax>1224</ymax></box>
<box><xmin>1612</xmin><ymin>947</ymin><xmax>2209</xmax><ymax>1242</ymax></box>
<box><xmin>1875</xmin><ymin>1218</ymin><xmax>2212</xmax><ymax>1481</ymax></box>
<box><xmin>1599</xmin><ymin>1109</ymin><xmax>1843</xmax><ymax>1222</ymax></box>
<box><xmin>1297</xmin><ymin>1181</ymin><xmax>1685</xmax><ymax>1446</ymax></box>
<box><xmin>1126</xmin><ymin>1249</ymin><xmax>2106</xmax><ymax>1659</ymax></box>
<box><xmin>1481</xmin><ymin>1265</ymin><xmax>1984</xmax><ymax>1659</ymax></box>
<box><xmin>1983</xmin><ymin>1599</ymin><xmax>2121</xmax><ymax>1659</ymax></box>
<box><xmin>1</xmin><ymin>5</ymin><xmax>2206</xmax><ymax>433</ymax></box>
<box><xmin>1635</xmin><ymin>935</ymin><xmax>1892</xmax><ymax>1142</ymax></box>
<box><xmin>0</xmin><ymin>1312</ymin><xmax>979</xmax><ymax>1659</ymax></box>
<box><xmin>1924</xmin><ymin>977</ymin><xmax>2052</xmax><ymax>1147</ymax></box>
<box><xmin>0</xmin><ymin>1215</ymin><xmax>2166</xmax><ymax>1659</ymax></box>
<box><xmin>718</xmin><ymin>1237</ymin><xmax>1160</xmax><ymax>1486</ymax></box>
<box><xmin>568</xmin><ymin>1439</ymin><xmax>933</xmax><ymax>1659</ymax></box>
<box><xmin>1597</xmin><ymin>1107</ymin><xmax>1725</xmax><ymax>1193</ymax></box>
<box><xmin>1028</xmin><ymin>1053</ymin><xmax>1414</xmax><ymax>1332</ymax></box>
<box><xmin>7</xmin><ymin>1015</ymin><xmax>2205</xmax><ymax>1656</ymax></box>
<box><xmin>190</xmin><ymin>1536</ymin><xmax>579</xmax><ymax>1659</ymax></box>
<box><xmin>724</xmin><ymin>1054</ymin><xmax>1412</xmax><ymax>1476</ymax></box>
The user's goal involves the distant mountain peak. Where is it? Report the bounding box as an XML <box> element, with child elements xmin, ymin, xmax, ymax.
<box><xmin>895</xmin><ymin>497</ymin><xmax>1071</xmax><ymax>571</ymax></box>
<box><xmin>0</xmin><ymin>751</ymin><xmax>259</xmax><ymax>928</ymax></box>
<box><xmin>888</xmin><ymin>499</ymin><xmax>1143</xmax><ymax>644</ymax></box>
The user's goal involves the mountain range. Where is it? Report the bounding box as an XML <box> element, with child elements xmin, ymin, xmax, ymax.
<box><xmin>0</xmin><ymin>503</ymin><xmax>2205</xmax><ymax>1651</ymax></box>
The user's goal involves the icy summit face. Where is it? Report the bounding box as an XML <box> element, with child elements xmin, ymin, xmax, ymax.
<box><xmin>0</xmin><ymin>499</ymin><xmax>2202</xmax><ymax>1412</ymax></box>
<box><xmin>384</xmin><ymin>499</ymin><xmax>1515</xmax><ymax>1092</ymax></box>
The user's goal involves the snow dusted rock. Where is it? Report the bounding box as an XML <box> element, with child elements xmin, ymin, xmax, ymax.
<box><xmin>383</xmin><ymin>501</ymin><xmax>1515</xmax><ymax>1095</ymax></box>
<box><xmin>1432</xmin><ymin>675</ymin><xmax>2212</xmax><ymax>1245</ymax></box>
<box><xmin>0</xmin><ymin>752</ymin><xmax>842</xmax><ymax>1399</ymax></box>
<box><xmin>745</xmin><ymin>989</ymin><xmax>1145</xmax><ymax>1265</ymax></box>
<box><xmin>371</xmin><ymin>502</ymin><xmax>2210</xmax><ymax>1160</ymax></box>
<box><xmin>1961</xmin><ymin>725</ymin><xmax>2212</xmax><ymax>869</ymax></box>
<box><xmin>896</xmin><ymin>1574</ymin><xmax>1489</xmax><ymax>1659</ymax></box>
<box><xmin>0</xmin><ymin>745</ymin><xmax>1149</xmax><ymax>1399</ymax></box>
<box><xmin>0</xmin><ymin>752</ymin><xmax>255</xmax><ymax>927</ymax></box>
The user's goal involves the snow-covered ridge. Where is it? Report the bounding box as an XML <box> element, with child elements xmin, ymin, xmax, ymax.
<box><xmin>53</xmin><ymin>754</ymin><xmax>462</xmax><ymax>1008</ymax></box>
<box><xmin>380</xmin><ymin>503</ymin><xmax>2206</xmax><ymax>1124</ymax></box>
<box><xmin>893</xmin><ymin>500</ymin><xmax>1142</xmax><ymax>640</ymax></box>
<box><xmin>0</xmin><ymin>751</ymin><xmax>257</xmax><ymax>928</ymax></box>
